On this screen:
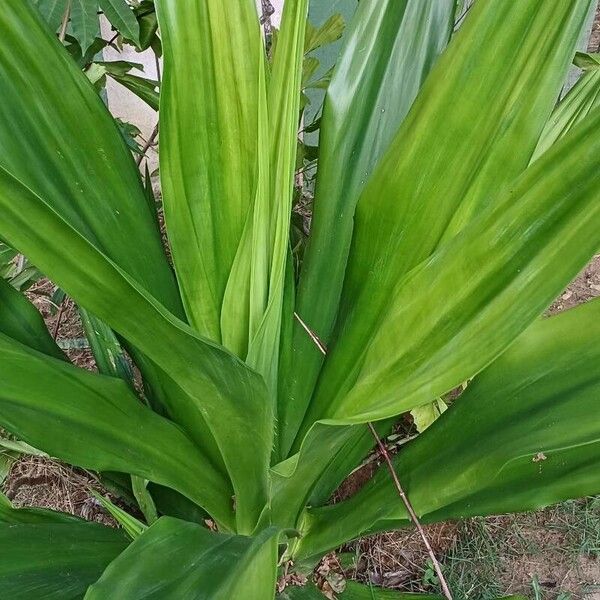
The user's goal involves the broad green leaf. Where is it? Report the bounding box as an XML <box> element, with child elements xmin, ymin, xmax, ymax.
<box><xmin>533</xmin><ymin>60</ymin><xmax>600</xmax><ymax>160</ymax></box>
<box><xmin>0</xmin><ymin>521</ymin><xmax>129</xmax><ymax>599</ymax></box>
<box><xmin>0</xmin><ymin>330</ymin><xmax>235</xmax><ymax>529</ymax></box>
<box><xmin>302</xmin><ymin>0</ymin><xmax>593</xmax><ymax>437</ymax></box>
<box><xmin>0</xmin><ymin>1</ymin><xmax>182</xmax><ymax>316</ymax></box>
<box><xmin>281</xmin><ymin>0</ymin><xmax>455</xmax><ymax>459</ymax></box>
<box><xmin>308</xmin><ymin>109</ymin><xmax>600</xmax><ymax>425</ymax></box>
<box><xmin>70</xmin><ymin>0</ymin><xmax>100</xmax><ymax>53</ymax></box>
<box><xmin>296</xmin><ymin>299</ymin><xmax>600</xmax><ymax>559</ymax></box>
<box><xmin>0</xmin><ymin>276</ymin><xmax>65</xmax><ymax>361</ymax></box>
<box><xmin>0</xmin><ymin>168</ymin><xmax>271</xmax><ymax>534</ymax></box>
<box><xmin>86</xmin><ymin>517</ymin><xmax>279</xmax><ymax>600</ymax></box>
<box><xmin>98</xmin><ymin>0</ymin><xmax>140</xmax><ymax>46</ymax></box>
<box><xmin>155</xmin><ymin>0</ymin><xmax>264</xmax><ymax>342</ymax></box>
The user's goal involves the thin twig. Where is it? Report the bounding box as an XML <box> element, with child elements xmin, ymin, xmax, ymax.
<box><xmin>136</xmin><ymin>123</ymin><xmax>159</xmax><ymax>167</ymax></box>
<box><xmin>58</xmin><ymin>0</ymin><xmax>72</xmax><ymax>43</ymax></box>
<box><xmin>294</xmin><ymin>312</ymin><xmax>453</xmax><ymax>598</ymax></box>
<box><xmin>367</xmin><ymin>423</ymin><xmax>453</xmax><ymax>600</ymax></box>
<box><xmin>293</xmin><ymin>312</ymin><xmax>327</xmax><ymax>355</ymax></box>
<box><xmin>52</xmin><ymin>299</ymin><xmax>68</xmax><ymax>340</ymax></box>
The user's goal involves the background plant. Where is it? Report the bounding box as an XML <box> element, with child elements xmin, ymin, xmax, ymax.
<box><xmin>1</xmin><ymin>0</ymin><xmax>600</xmax><ymax>598</ymax></box>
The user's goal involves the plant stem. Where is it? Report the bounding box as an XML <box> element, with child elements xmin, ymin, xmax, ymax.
<box><xmin>136</xmin><ymin>123</ymin><xmax>159</xmax><ymax>167</ymax></box>
<box><xmin>58</xmin><ymin>0</ymin><xmax>72</xmax><ymax>43</ymax></box>
<box><xmin>367</xmin><ymin>423</ymin><xmax>453</xmax><ymax>600</ymax></box>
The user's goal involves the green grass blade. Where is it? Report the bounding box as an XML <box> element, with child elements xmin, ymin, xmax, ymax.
<box><xmin>296</xmin><ymin>299</ymin><xmax>600</xmax><ymax>559</ymax></box>
<box><xmin>85</xmin><ymin>518</ymin><xmax>279</xmax><ymax>600</ymax></box>
<box><xmin>0</xmin><ymin>521</ymin><xmax>129</xmax><ymax>599</ymax></box>
<box><xmin>280</xmin><ymin>0</ymin><xmax>455</xmax><ymax>459</ymax></box>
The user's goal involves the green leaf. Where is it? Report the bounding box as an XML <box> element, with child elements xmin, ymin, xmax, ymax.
<box><xmin>411</xmin><ymin>399</ymin><xmax>448</xmax><ymax>434</ymax></box>
<box><xmin>0</xmin><ymin>329</ymin><xmax>235</xmax><ymax>530</ymax></box>
<box><xmin>155</xmin><ymin>0</ymin><xmax>264</xmax><ymax>342</ymax></box>
<box><xmin>311</xmin><ymin>108</ymin><xmax>600</xmax><ymax>425</ymax></box>
<box><xmin>0</xmin><ymin>521</ymin><xmax>129</xmax><ymax>599</ymax></box>
<box><xmin>533</xmin><ymin>66</ymin><xmax>600</xmax><ymax>161</ymax></box>
<box><xmin>107</xmin><ymin>72</ymin><xmax>160</xmax><ymax>111</ymax></box>
<box><xmin>304</xmin><ymin>13</ymin><xmax>345</xmax><ymax>54</ymax></box>
<box><xmin>281</xmin><ymin>0</ymin><xmax>455</xmax><ymax>459</ymax></box>
<box><xmin>70</xmin><ymin>0</ymin><xmax>100</xmax><ymax>53</ymax></box>
<box><xmin>340</xmin><ymin>581</ymin><xmax>444</xmax><ymax>599</ymax></box>
<box><xmin>302</xmin><ymin>0</ymin><xmax>598</xmax><ymax>431</ymax></box>
<box><xmin>98</xmin><ymin>0</ymin><xmax>140</xmax><ymax>46</ymax></box>
<box><xmin>86</xmin><ymin>517</ymin><xmax>279</xmax><ymax>599</ymax></box>
<box><xmin>91</xmin><ymin>491</ymin><xmax>147</xmax><ymax>539</ymax></box>
<box><xmin>296</xmin><ymin>299</ymin><xmax>600</xmax><ymax>559</ymax></box>
<box><xmin>0</xmin><ymin>1</ymin><xmax>182</xmax><ymax>316</ymax></box>
<box><xmin>299</xmin><ymin>0</ymin><xmax>593</xmax><ymax>428</ymax></box>
<box><xmin>574</xmin><ymin>51</ymin><xmax>600</xmax><ymax>69</ymax></box>
<box><xmin>0</xmin><ymin>276</ymin><xmax>65</xmax><ymax>361</ymax></box>
<box><xmin>34</xmin><ymin>0</ymin><xmax>69</xmax><ymax>33</ymax></box>
<box><xmin>0</xmin><ymin>166</ymin><xmax>271</xmax><ymax>534</ymax></box>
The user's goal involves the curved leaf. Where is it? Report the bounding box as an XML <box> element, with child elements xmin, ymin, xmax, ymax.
<box><xmin>0</xmin><ymin>521</ymin><xmax>129</xmax><ymax>599</ymax></box>
<box><xmin>98</xmin><ymin>0</ymin><xmax>140</xmax><ymax>46</ymax></box>
<box><xmin>296</xmin><ymin>299</ymin><xmax>600</xmax><ymax>558</ymax></box>
<box><xmin>86</xmin><ymin>517</ymin><xmax>278</xmax><ymax>600</ymax></box>
<box><xmin>0</xmin><ymin>330</ymin><xmax>235</xmax><ymax>529</ymax></box>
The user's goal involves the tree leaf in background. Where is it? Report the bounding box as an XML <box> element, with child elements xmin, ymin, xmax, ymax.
<box><xmin>70</xmin><ymin>0</ymin><xmax>100</xmax><ymax>54</ymax></box>
<box><xmin>0</xmin><ymin>521</ymin><xmax>129</xmax><ymax>599</ymax></box>
<box><xmin>410</xmin><ymin>399</ymin><xmax>448</xmax><ymax>434</ymax></box>
<box><xmin>98</xmin><ymin>0</ymin><xmax>140</xmax><ymax>46</ymax></box>
<box><xmin>304</xmin><ymin>13</ymin><xmax>345</xmax><ymax>54</ymax></box>
<box><xmin>134</xmin><ymin>0</ymin><xmax>158</xmax><ymax>52</ymax></box>
<box><xmin>107</xmin><ymin>72</ymin><xmax>160</xmax><ymax>111</ymax></box>
<box><xmin>281</xmin><ymin>0</ymin><xmax>455</xmax><ymax>459</ymax></box>
<box><xmin>33</xmin><ymin>0</ymin><xmax>68</xmax><ymax>33</ymax></box>
<box><xmin>86</xmin><ymin>518</ymin><xmax>279</xmax><ymax>600</ymax></box>
<box><xmin>296</xmin><ymin>299</ymin><xmax>600</xmax><ymax>559</ymax></box>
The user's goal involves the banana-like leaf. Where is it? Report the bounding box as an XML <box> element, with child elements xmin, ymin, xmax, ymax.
<box><xmin>0</xmin><ymin>276</ymin><xmax>65</xmax><ymax>361</ymax></box>
<box><xmin>533</xmin><ymin>53</ymin><xmax>600</xmax><ymax>160</ymax></box>
<box><xmin>0</xmin><ymin>521</ymin><xmax>129</xmax><ymax>599</ymax></box>
<box><xmin>308</xmin><ymin>108</ymin><xmax>600</xmax><ymax>425</ymax></box>
<box><xmin>0</xmin><ymin>2</ymin><xmax>182</xmax><ymax>316</ymax></box>
<box><xmin>0</xmin><ymin>330</ymin><xmax>235</xmax><ymax>529</ymax></box>
<box><xmin>156</xmin><ymin>0</ymin><xmax>264</xmax><ymax>341</ymax></box>
<box><xmin>302</xmin><ymin>0</ymin><xmax>593</xmax><ymax>434</ymax></box>
<box><xmin>98</xmin><ymin>0</ymin><xmax>140</xmax><ymax>46</ymax></box>
<box><xmin>86</xmin><ymin>517</ymin><xmax>279</xmax><ymax>599</ymax></box>
<box><xmin>0</xmin><ymin>168</ymin><xmax>271</xmax><ymax>534</ymax></box>
<box><xmin>296</xmin><ymin>299</ymin><xmax>600</xmax><ymax>559</ymax></box>
<box><xmin>71</xmin><ymin>0</ymin><xmax>100</xmax><ymax>53</ymax></box>
<box><xmin>281</xmin><ymin>0</ymin><xmax>455</xmax><ymax>459</ymax></box>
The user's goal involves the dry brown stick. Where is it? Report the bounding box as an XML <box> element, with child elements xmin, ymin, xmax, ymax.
<box><xmin>58</xmin><ymin>0</ymin><xmax>72</xmax><ymax>43</ymax></box>
<box><xmin>367</xmin><ymin>423</ymin><xmax>453</xmax><ymax>600</ymax></box>
<box><xmin>52</xmin><ymin>299</ymin><xmax>68</xmax><ymax>340</ymax></box>
<box><xmin>136</xmin><ymin>123</ymin><xmax>159</xmax><ymax>167</ymax></box>
<box><xmin>294</xmin><ymin>310</ymin><xmax>452</xmax><ymax>599</ymax></box>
